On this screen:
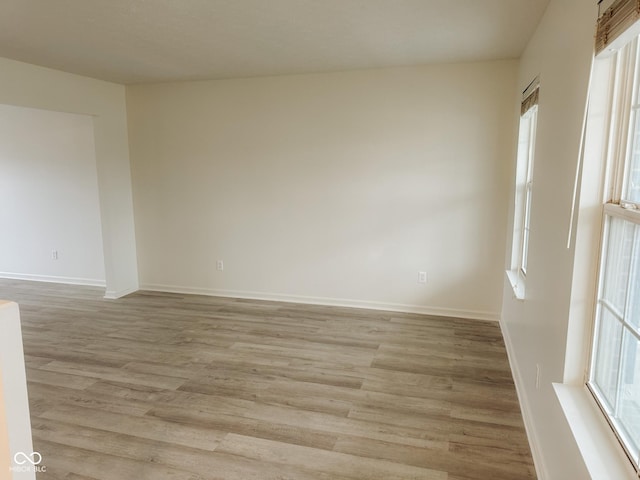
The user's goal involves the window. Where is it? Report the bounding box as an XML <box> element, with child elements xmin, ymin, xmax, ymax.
<box><xmin>518</xmin><ymin>103</ymin><xmax>537</xmax><ymax>276</ymax></box>
<box><xmin>588</xmin><ymin>36</ymin><xmax>640</xmax><ymax>473</ymax></box>
<box><xmin>508</xmin><ymin>79</ymin><xmax>539</xmax><ymax>296</ymax></box>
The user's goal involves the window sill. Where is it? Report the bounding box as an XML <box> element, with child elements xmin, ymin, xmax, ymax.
<box><xmin>553</xmin><ymin>383</ymin><xmax>638</xmax><ymax>480</ymax></box>
<box><xmin>506</xmin><ymin>269</ymin><xmax>525</xmax><ymax>300</ymax></box>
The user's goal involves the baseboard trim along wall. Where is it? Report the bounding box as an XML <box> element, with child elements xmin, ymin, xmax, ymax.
<box><xmin>499</xmin><ymin>317</ymin><xmax>548</xmax><ymax>480</ymax></box>
<box><xmin>0</xmin><ymin>274</ymin><xmax>500</xmax><ymax>320</ymax></box>
<box><xmin>139</xmin><ymin>283</ymin><xmax>500</xmax><ymax>322</ymax></box>
<box><xmin>0</xmin><ymin>272</ymin><xmax>106</xmax><ymax>288</ymax></box>
<box><xmin>104</xmin><ymin>286</ymin><xmax>138</xmax><ymax>300</ymax></box>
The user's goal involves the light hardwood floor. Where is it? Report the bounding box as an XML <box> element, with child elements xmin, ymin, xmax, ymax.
<box><xmin>1</xmin><ymin>279</ymin><xmax>536</xmax><ymax>479</ymax></box>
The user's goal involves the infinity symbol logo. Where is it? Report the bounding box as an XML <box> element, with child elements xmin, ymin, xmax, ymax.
<box><xmin>13</xmin><ymin>451</ymin><xmax>42</xmax><ymax>465</ymax></box>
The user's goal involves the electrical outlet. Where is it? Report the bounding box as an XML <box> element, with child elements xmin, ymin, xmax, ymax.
<box><xmin>418</xmin><ymin>271</ymin><xmax>427</xmax><ymax>284</ymax></box>
<box><xmin>51</xmin><ymin>250</ymin><xmax>58</xmax><ymax>260</ymax></box>
<box><xmin>216</xmin><ymin>260</ymin><xmax>224</xmax><ymax>271</ymax></box>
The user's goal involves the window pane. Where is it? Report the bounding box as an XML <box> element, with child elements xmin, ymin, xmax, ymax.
<box><xmin>521</xmin><ymin>226</ymin><xmax>529</xmax><ymax>275</ymax></box>
<box><xmin>525</xmin><ymin>109</ymin><xmax>537</xmax><ymax>182</ymax></box>
<box><xmin>602</xmin><ymin>217</ymin><xmax>634</xmax><ymax>314</ymax></box>
<box><xmin>521</xmin><ymin>186</ymin><xmax>532</xmax><ymax>274</ymax></box>
<box><xmin>627</xmin><ymin>224</ymin><xmax>640</xmax><ymax>332</ymax></box>
<box><xmin>624</xmin><ymin>108</ymin><xmax>640</xmax><ymax>204</ymax></box>
<box><xmin>594</xmin><ymin>306</ymin><xmax>624</xmax><ymax>409</ymax></box>
<box><xmin>517</xmin><ymin>114</ymin><xmax>531</xmax><ymax>157</ymax></box>
<box><xmin>618</xmin><ymin>330</ymin><xmax>640</xmax><ymax>459</ymax></box>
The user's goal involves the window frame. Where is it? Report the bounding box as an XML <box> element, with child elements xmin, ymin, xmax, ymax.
<box><xmin>587</xmin><ymin>35</ymin><xmax>640</xmax><ymax>473</ymax></box>
<box><xmin>519</xmin><ymin>104</ymin><xmax>538</xmax><ymax>278</ymax></box>
<box><xmin>508</xmin><ymin>81</ymin><xmax>540</xmax><ymax>297</ymax></box>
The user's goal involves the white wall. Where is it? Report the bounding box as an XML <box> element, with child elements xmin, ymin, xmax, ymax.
<box><xmin>0</xmin><ymin>104</ymin><xmax>105</xmax><ymax>285</ymax></box>
<box><xmin>0</xmin><ymin>57</ymin><xmax>138</xmax><ymax>297</ymax></box>
<box><xmin>500</xmin><ymin>0</ymin><xmax>598</xmax><ymax>478</ymax></box>
<box><xmin>0</xmin><ymin>366</ymin><xmax>10</xmax><ymax>478</ymax></box>
<box><xmin>0</xmin><ymin>301</ymin><xmax>35</xmax><ymax>480</ymax></box>
<box><xmin>127</xmin><ymin>61</ymin><xmax>517</xmax><ymax>319</ymax></box>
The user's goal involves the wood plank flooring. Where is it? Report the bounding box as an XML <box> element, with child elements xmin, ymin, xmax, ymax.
<box><xmin>0</xmin><ymin>279</ymin><xmax>536</xmax><ymax>479</ymax></box>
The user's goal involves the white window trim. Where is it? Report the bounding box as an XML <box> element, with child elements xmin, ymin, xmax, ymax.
<box><xmin>586</xmin><ymin>37</ymin><xmax>640</xmax><ymax>471</ymax></box>
<box><xmin>508</xmin><ymin>85</ymin><xmax>539</xmax><ymax>300</ymax></box>
<box><xmin>505</xmin><ymin>269</ymin><xmax>525</xmax><ymax>301</ymax></box>
<box><xmin>557</xmin><ymin>30</ymin><xmax>640</xmax><ymax>480</ymax></box>
<box><xmin>520</xmin><ymin>106</ymin><xmax>538</xmax><ymax>278</ymax></box>
<box><xmin>554</xmin><ymin>383</ymin><xmax>639</xmax><ymax>480</ymax></box>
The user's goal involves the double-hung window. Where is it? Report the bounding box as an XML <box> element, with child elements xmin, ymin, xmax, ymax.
<box><xmin>509</xmin><ymin>79</ymin><xmax>539</xmax><ymax>296</ymax></box>
<box><xmin>588</xmin><ymin>2</ymin><xmax>640</xmax><ymax>470</ymax></box>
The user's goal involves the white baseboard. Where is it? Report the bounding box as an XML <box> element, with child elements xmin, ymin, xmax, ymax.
<box><xmin>0</xmin><ymin>271</ymin><xmax>105</xmax><ymax>288</ymax></box>
<box><xmin>499</xmin><ymin>317</ymin><xmax>549</xmax><ymax>480</ymax></box>
<box><xmin>139</xmin><ymin>283</ymin><xmax>500</xmax><ymax>321</ymax></box>
<box><xmin>104</xmin><ymin>286</ymin><xmax>138</xmax><ymax>299</ymax></box>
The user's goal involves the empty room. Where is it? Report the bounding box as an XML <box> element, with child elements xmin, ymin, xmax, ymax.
<box><xmin>1</xmin><ymin>0</ymin><xmax>639</xmax><ymax>479</ymax></box>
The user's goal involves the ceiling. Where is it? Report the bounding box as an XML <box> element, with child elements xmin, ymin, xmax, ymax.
<box><xmin>0</xmin><ymin>0</ymin><xmax>550</xmax><ymax>85</ymax></box>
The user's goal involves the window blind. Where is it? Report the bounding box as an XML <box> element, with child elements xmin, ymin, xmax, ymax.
<box><xmin>521</xmin><ymin>79</ymin><xmax>540</xmax><ymax>116</ymax></box>
<box><xmin>596</xmin><ymin>0</ymin><xmax>640</xmax><ymax>54</ymax></box>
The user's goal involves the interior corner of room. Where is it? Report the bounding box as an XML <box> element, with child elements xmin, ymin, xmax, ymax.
<box><xmin>2</xmin><ymin>0</ymin><xmax>640</xmax><ymax>478</ymax></box>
